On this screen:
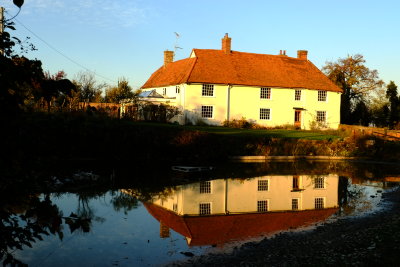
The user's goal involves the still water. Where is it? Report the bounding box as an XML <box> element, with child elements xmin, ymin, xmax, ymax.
<box><xmin>2</xmin><ymin>162</ymin><xmax>400</xmax><ymax>266</ymax></box>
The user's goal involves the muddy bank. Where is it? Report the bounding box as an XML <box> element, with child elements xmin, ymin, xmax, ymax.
<box><xmin>170</xmin><ymin>188</ymin><xmax>400</xmax><ymax>266</ymax></box>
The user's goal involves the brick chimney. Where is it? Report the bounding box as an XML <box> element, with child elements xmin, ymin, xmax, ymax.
<box><xmin>297</xmin><ymin>50</ymin><xmax>308</xmax><ymax>60</ymax></box>
<box><xmin>164</xmin><ymin>50</ymin><xmax>174</xmax><ymax>67</ymax></box>
<box><xmin>222</xmin><ymin>33</ymin><xmax>231</xmax><ymax>54</ymax></box>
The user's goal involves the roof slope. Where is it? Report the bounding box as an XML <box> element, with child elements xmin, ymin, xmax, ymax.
<box><xmin>144</xmin><ymin>202</ymin><xmax>338</xmax><ymax>247</ymax></box>
<box><xmin>142</xmin><ymin>49</ymin><xmax>342</xmax><ymax>93</ymax></box>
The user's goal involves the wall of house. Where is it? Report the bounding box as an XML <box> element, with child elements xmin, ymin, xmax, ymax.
<box><xmin>182</xmin><ymin>84</ymin><xmax>341</xmax><ymax>129</ymax></box>
<box><xmin>149</xmin><ymin>175</ymin><xmax>339</xmax><ymax>216</ymax></box>
<box><xmin>142</xmin><ymin>84</ymin><xmax>341</xmax><ymax>129</ymax></box>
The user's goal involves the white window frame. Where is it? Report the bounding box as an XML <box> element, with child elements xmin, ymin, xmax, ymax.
<box><xmin>162</xmin><ymin>87</ymin><xmax>167</xmax><ymax>96</ymax></box>
<box><xmin>315</xmin><ymin>197</ymin><xmax>325</xmax><ymax>209</ymax></box>
<box><xmin>257</xmin><ymin>179</ymin><xmax>269</xmax><ymax>191</ymax></box>
<box><xmin>294</xmin><ymin>89</ymin><xmax>302</xmax><ymax>101</ymax></box>
<box><xmin>260</xmin><ymin>87</ymin><xmax>271</xmax><ymax>100</ymax></box>
<box><xmin>201</xmin><ymin>105</ymin><xmax>213</xmax><ymax>119</ymax></box>
<box><xmin>199</xmin><ymin>181</ymin><xmax>211</xmax><ymax>194</ymax></box>
<box><xmin>176</xmin><ymin>85</ymin><xmax>180</xmax><ymax>94</ymax></box>
<box><xmin>318</xmin><ymin>90</ymin><xmax>327</xmax><ymax>102</ymax></box>
<box><xmin>257</xmin><ymin>200</ymin><xmax>269</xmax><ymax>212</ymax></box>
<box><xmin>316</xmin><ymin>111</ymin><xmax>326</xmax><ymax>123</ymax></box>
<box><xmin>202</xmin><ymin>84</ymin><xmax>214</xmax><ymax>97</ymax></box>
<box><xmin>260</xmin><ymin>108</ymin><xmax>271</xmax><ymax>120</ymax></box>
<box><xmin>199</xmin><ymin>202</ymin><xmax>211</xmax><ymax>215</ymax></box>
<box><xmin>314</xmin><ymin>177</ymin><xmax>325</xmax><ymax>189</ymax></box>
<box><xmin>292</xmin><ymin>198</ymin><xmax>300</xmax><ymax>210</ymax></box>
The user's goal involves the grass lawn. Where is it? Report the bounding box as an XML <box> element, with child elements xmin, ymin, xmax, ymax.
<box><xmin>184</xmin><ymin>125</ymin><xmax>343</xmax><ymax>140</ymax></box>
<box><xmin>133</xmin><ymin>122</ymin><xmax>344</xmax><ymax>140</ymax></box>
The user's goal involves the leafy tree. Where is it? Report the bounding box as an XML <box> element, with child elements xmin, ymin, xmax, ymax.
<box><xmin>322</xmin><ymin>54</ymin><xmax>384</xmax><ymax>124</ymax></box>
<box><xmin>105</xmin><ymin>78</ymin><xmax>134</xmax><ymax>103</ymax></box>
<box><xmin>386</xmin><ymin>81</ymin><xmax>399</xmax><ymax>128</ymax></box>
<box><xmin>40</xmin><ymin>71</ymin><xmax>77</xmax><ymax>112</ymax></box>
<box><xmin>74</xmin><ymin>71</ymin><xmax>106</xmax><ymax>103</ymax></box>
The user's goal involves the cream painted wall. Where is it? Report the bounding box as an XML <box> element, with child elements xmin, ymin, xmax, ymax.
<box><xmin>142</xmin><ymin>83</ymin><xmax>341</xmax><ymax>129</ymax></box>
<box><xmin>149</xmin><ymin>175</ymin><xmax>339</xmax><ymax>216</ymax></box>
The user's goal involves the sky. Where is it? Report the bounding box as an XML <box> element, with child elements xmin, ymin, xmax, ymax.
<box><xmin>2</xmin><ymin>0</ymin><xmax>399</xmax><ymax>90</ymax></box>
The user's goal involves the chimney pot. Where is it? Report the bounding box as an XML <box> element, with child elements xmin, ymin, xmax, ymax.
<box><xmin>297</xmin><ymin>50</ymin><xmax>308</xmax><ymax>60</ymax></box>
<box><xmin>164</xmin><ymin>50</ymin><xmax>174</xmax><ymax>67</ymax></box>
<box><xmin>222</xmin><ymin>33</ymin><xmax>232</xmax><ymax>54</ymax></box>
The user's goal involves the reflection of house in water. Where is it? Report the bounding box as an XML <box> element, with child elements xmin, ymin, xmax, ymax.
<box><xmin>129</xmin><ymin>175</ymin><xmax>339</xmax><ymax>246</ymax></box>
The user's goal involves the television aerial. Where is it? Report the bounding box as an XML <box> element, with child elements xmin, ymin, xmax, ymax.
<box><xmin>174</xmin><ymin>32</ymin><xmax>182</xmax><ymax>54</ymax></box>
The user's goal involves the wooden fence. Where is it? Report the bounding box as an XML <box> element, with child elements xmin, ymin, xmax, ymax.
<box><xmin>339</xmin><ymin>124</ymin><xmax>400</xmax><ymax>141</ymax></box>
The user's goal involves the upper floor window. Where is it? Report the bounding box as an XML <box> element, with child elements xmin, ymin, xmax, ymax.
<box><xmin>316</xmin><ymin>111</ymin><xmax>326</xmax><ymax>123</ymax></box>
<box><xmin>176</xmin><ymin>85</ymin><xmax>180</xmax><ymax>94</ymax></box>
<box><xmin>200</xmin><ymin>181</ymin><xmax>211</xmax><ymax>194</ymax></box>
<box><xmin>260</xmin><ymin>108</ymin><xmax>271</xmax><ymax>120</ymax></box>
<box><xmin>202</xmin><ymin>84</ymin><xmax>214</xmax><ymax>96</ymax></box>
<box><xmin>201</xmin><ymin>105</ymin><xmax>213</xmax><ymax>118</ymax></box>
<box><xmin>314</xmin><ymin>177</ymin><xmax>325</xmax><ymax>189</ymax></box>
<box><xmin>295</xmin><ymin>89</ymin><xmax>302</xmax><ymax>101</ymax></box>
<box><xmin>162</xmin><ymin>88</ymin><xmax>167</xmax><ymax>96</ymax></box>
<box><xmin>258</xmin><ymin>180</ymin><xmax>269</xmax><ymax>191</ymax></box>
<box><xmin>260</xmin><ymin>87</ymin><xmax>271</xmax><ymax>99</ymax></box>
<box><xmin>318</xmin><ymin>90</ymin><xmax>327</xmax><ymax>101</ymax></box>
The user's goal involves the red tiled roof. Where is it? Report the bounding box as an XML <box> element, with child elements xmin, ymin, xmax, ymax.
<box><xmin>144</xmin><ymin>203</ymin><xmax>338</xmax><ymax>247</ymax></box>
<box><xmin>142</xmin><ymin>49</ymin><xmax>342</xmax><ymax>93</ymax></box>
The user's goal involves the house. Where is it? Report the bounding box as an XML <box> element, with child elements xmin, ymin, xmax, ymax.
<box><xmin>126</xmin><ymin>174</ymin><xmax>339</xmax><ymax>246</ymax></box>
<box><xmin>141</xmin><ymin>34</ymin><xmax>342</xmax><ymax>129</ymax></box>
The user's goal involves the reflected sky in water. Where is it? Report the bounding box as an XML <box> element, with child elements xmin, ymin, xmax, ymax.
<box><xmin>4</xmin><ymin>168</ymin><xmax>400</xmax><ymax>266</ymax></box>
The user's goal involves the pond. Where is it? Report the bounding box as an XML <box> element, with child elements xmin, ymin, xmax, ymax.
<box><xmin>1</xmin><ymin>161</ymin><xmax>400</xmax><ymax>266</ymax></box>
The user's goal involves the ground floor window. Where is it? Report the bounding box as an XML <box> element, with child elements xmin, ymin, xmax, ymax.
<box><xmin>315</xmin><ymin>197</ymin><xmax>324</xmax><ymax>209</ymax></box>
<box><xmin>199</xmin><ymin>203</ymin><xmax>211</xmax><ymax>215</ymax></box>
<box><xmin>201</xmin><ymin>105</ymin><xmax>213</xmax><ymax>118</ymax></box>
<box><xmin>260</xmin><ymin>108</ymin><xmax>271</xmax><ymax>120</ymax></box>
<box><xmin>316</xmin><ymin>111</ymin><xmax>326</xmax><ymax>123</ymax></box>
<box><xmin>257</xmin><ymin>200</ymin><xmax>268</xmax><ymax>212</ymax></box>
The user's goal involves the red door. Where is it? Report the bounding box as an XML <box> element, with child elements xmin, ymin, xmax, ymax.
<box><xmin>294</xmin><ymin>110</ymin><xmax>301</xmax><ymax>128</ymax></box>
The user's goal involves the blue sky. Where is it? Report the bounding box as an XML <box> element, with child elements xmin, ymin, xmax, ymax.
<box><xmin>2</xmin><ymin>0</ymin><xmax>399</xmax><ymax>90</ymax></box>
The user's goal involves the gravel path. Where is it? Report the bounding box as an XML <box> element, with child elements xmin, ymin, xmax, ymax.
<box><xmin>169</xmin><ymin>188</ymin><xmax>400</xmax><ymax>266</ymax></box>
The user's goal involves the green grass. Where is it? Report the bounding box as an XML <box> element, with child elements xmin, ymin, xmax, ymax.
<box><xmin>129</xmin><ymin>122</ymin><xmax>343</xmax><ymax>140</ymax></box>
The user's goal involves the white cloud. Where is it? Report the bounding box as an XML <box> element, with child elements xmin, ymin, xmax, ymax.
<box><xmin>0</xmin><ymin>0</ymin><xmax>149</xmax><ymax>28</ymax></box>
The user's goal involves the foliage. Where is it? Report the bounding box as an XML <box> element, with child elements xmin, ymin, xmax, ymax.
<box><xmin>140</xmin><ymin>103</ymin><xmax>180</xmax><ymax>122</ymax></box>
<box><xmin>222</xmin><ymin>117</ymin><xmax>255</xmax><ymax>129</ymax></box>
<box><xmin>386</xmin><ymin>81</ymin><xmax>400</xmax><ymax>128</ymax></box>
<box><xmin>322</xmin><ymin>54</ymin><xmax>384</xmax><ymax>124</ymax></box>
<box><xmin>0</xmin><ymin>56</ymin><xmax>44</xmax><ymax>115</ymax></box>
<box><xmin>104</xmin><ymin>78</ymin><xmax>135</xmax><ymax>103</ymax></box>
<box><xmin>74</xmin><ymin>71</ymin><xmax>106</xmax><ymax>103</ymax></box>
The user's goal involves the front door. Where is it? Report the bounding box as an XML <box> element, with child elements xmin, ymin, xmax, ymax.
<box><xmin>294</xmin><ymin>110</ymin><xmax>301</xmax><ymax>128</ymax></box>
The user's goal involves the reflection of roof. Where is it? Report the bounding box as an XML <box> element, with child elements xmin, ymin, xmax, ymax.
<box><xmin>142</xmin><ymin>49</ymin><xmax>342</xmax><ymax>93</ymax></box>
<box><xmin>138</xmin><ymin>90</ymin><xmax>164</xmax><ymax>98</ymax></box>
<box><xmin>144</xmin><ymin>203</ymin><xmax>338</xmax><ymax>247</ymax></box>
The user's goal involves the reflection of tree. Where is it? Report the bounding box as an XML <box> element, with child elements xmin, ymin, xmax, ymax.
<box><xmin>338</xmin><ymin>176</ymin><xmax>367</xmax><ymax>215</ymax></box>
<box><xmin>0</xmin><ymin>194</ymin><xmax>94</xmax><ymax>266</ymax></box>
<box><xmin>110</xmin><ymin>191</ymin><xmax>139</xmax><ymax>215</ymax></box>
